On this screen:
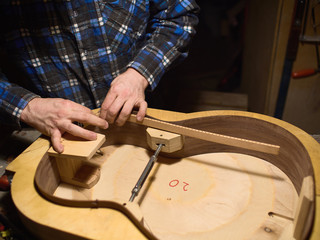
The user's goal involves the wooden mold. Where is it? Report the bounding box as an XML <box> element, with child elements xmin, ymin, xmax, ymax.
<box><xmin>6</xmin><ymin>109</ymin><xmax>320</xmax><ymax>240</ymax></box>
<box><xmin>47</xmin><ymin>133</ymin><xmax>106</xmax><ymax>188</ymax></box>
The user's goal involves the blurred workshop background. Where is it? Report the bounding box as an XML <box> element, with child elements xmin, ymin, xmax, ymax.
<box><xmin>148</xmin><ymin>0</ymin><xmax>320</xmax><ymax>135</ymax></box>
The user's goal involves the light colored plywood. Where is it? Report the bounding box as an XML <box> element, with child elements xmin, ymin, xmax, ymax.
<box><xmin>6</xmin><ymin>108</ymin><xmax>320</xmax><ymax>240</ymax></box>
<box><xmin>54</xmin><ymin>146</ymin><xmax>298</xmax><ymax>240</ymax></box>
<box><xmin>47</xmin><ymin>133</ymin><xmax>106</xmax><ymax>161</ymax></box>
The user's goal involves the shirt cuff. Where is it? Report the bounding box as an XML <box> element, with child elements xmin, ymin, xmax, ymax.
<box><xmin>127</xmin><ymin>43</ymin><xmax>180</xmax><ymax>91</ymax></box>
<box><xmin>17</xmin><ymin>94</ymin><xmax>41</xmax><ymax>129</ymax></box>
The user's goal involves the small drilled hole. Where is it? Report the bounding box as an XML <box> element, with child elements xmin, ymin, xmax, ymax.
<box><xmin>264</xmin><ymin>227</ymin><xmax>272</xmax><ymax>233</ymax></box>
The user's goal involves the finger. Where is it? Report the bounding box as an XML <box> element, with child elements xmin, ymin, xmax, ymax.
<box><xmin>115</xmin><ymin>100</ymin><xmax>135</xmax><ymax>126</ymax></box>
<box><xmin>60</xmin><ymin>121</ymin><xmax>97</xmax><ymax>141</ymax></box>
<box><xmin>104</xmin><ymin>96</ymin><xmax>126</xmax><ymax>124</ymax></box>
<box><xmin>100</xmin><ymin>91</ymin><xmax>117</xmax><ymax>120</ymax></box>
<box><xmin>71</xmin><ymin>111</ymin><xmax>108</xmax><ymax>129</ymax></box>
<box><xmin>135</xmin><ymin>100</ymin><xmax>148</xmax><ymax>122</ymax></box>
<box><xmin>51</xmin><ymin>130</ymin><xmax>64</xmax><ymax>153</ymax></box>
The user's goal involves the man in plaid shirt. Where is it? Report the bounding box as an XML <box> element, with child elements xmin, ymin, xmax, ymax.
<box><xmin>0</xmin><ymin>0</ymin><xmax>199</xmax><ymax>152</ymax></box>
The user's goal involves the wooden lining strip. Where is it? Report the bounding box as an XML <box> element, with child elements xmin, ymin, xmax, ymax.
<box><xmin>128</xmin><ymin>114</ymin><xmax>280</xmax><ymax>155</ymax></box>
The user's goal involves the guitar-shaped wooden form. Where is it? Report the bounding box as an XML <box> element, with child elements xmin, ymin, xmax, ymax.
<box><xmin>6</xmin><ymin>109</ymin><xmax>320</xmax><ymax>240</ymax></box>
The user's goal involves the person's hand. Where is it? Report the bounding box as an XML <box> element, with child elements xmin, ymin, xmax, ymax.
<box><xmin>20</xmin><ymin>98</ymin><xmax>108</xmax><ymax>153</ymax></box>
<box><xmin>99</xmin><ymin>68</ymin><xmax>149</xmax><ymax>126</ymax></box>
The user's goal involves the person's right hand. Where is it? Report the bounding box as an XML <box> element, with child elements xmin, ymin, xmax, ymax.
<box><xmin>20</xmin><ymin>98</ymin><xmax>108</xmax><ymax>153</ymax></box>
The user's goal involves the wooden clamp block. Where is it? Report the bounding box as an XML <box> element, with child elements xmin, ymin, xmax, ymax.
<box><xmin>293</xmin><ymin>176</ymin><xmax>314</xmax><ymax>240</ymax></box>
<box><xmin>146</xmin><ymin>127</ymin><xmax>184</xmax><ymax>153</ymax></box>
<box><xmin>47</xmin><ymin>133</ymin><xmax>106</xmax><ymax>189</ymax></box>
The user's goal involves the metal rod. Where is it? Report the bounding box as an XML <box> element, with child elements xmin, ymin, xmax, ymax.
<box><xmin>129</xmin><ymin>144</ymin><xmax>163</xmax><ymax>202</ymax></box>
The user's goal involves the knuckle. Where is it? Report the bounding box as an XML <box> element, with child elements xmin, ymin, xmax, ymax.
<box><xmin>121</xmin><ymin>88</ymin><xmax>132</xmax><ymax>98</ymax></box>
<box><xmin>110</xmin><ymin>83</ymin><xmax>120</xmax><ymax>92</ymax></box>
<box><xmin>56</xmin><ymin>109</ymin><xmax>67</xmax><ymax>118</ymax></box>
<box><xmin>63</xmin><ymin>99</ymin><xmax>72</xmax><ymax>106</ymax></box>
<box><xmin>51</xmin><ymin>119</ymin><xmax>59</xmax><ymax>127</ymax></box>
<box><xmin>64</xmin><ymin>122</ymin><xmax>73</xmax><ymax>131</ymax></box>
<box><xmin>121</xmin><ymin>108</ymin><xmax>131</xmax><ymax>118</ymax></box>
<box><xmin>115</xmin><ymin>112</ymin><xmax>130</xmax><ymax>126</ymax></box>
<box><xmin>101</xmin><ymin>102</ymin><xmax>108</xmax><ymax>111</ymax></box>
<box><xmin>115</xmin><ymin>117</ymin><xmax>125</xmax><ymax>126</ymax></box>
<box><xmin>56</xmin><ymin>99</ymin><xmax>70</xmax><ymax>107</ymax></box>
<box><xmin>108</xmin><ymin>109</ymin><xmax>117</xmax><ymax>118</ymax></box>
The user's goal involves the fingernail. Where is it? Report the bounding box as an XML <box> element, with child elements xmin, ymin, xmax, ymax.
<box><xmin>92</xmin><ymin>132</ymin><xmax>97</xmax><ymax>140</ymax></box>
<box><xmin>58</xmin><ymin>146</ymin><xmax>64</xmax><ymax>153</ymax></box>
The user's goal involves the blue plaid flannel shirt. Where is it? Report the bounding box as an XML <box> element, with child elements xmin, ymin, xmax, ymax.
<box><xmin>0</xmin><ymin>0</ymin><xmax>199</xmax><ymax>127</ymax></box>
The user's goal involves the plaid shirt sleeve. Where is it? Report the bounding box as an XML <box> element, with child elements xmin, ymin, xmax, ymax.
<box><xmin>128</xmin><ymin>0</ymin><xmax>199</xmax><ymax>90</ymax></box>
<box><xmin>0</xmin><ymin>0</ymin><xmax>199</xmax><ymax>128</ymax></box>
<box><xmin>0</xmin><ymin>71</ymin><xmax>40</xmax><ymax>127</ymax></box>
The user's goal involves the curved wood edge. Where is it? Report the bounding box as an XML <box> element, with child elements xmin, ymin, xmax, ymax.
<box><xmin>39</xmin><ymin>194</ymin><xmax>156</xmax><ymax>239</ymax></box>
<box><xmin>152</xmin><ymin>109</ymin><xmax>320</xmax><ymax>240</ymax></box>
<box><xmin>146</xmin><ymin>109</ymin><xmax>320</xmax><ymax>240</ymax></box>
<box><xmin>10</xmin><ymin>160</ymin><xmax>148</xmax><ymax>239</ymax></box>
<box><xmin>145</xmin><ymin>109</ymin><xmax>320</xmax><ymax>195</ymax></box>
<box><xmin>33</xmin><ymin>153</ymin><xmax>157</xmax><ymax>239</ymax></box>
<box><xmin>128</xmin><ymin>114</ymin><xmax>280</xmax><ymax>155</ymax></box>
<box><xmin>6</xmin><ymin>108</ymin><xmax>320</xmax><ymax>240</ymax></box>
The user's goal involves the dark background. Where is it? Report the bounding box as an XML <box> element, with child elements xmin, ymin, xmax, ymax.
<box><xmin>147</xmin><ymin>0</ymin><xmax>247</xmax><ymax>111</ymax></box>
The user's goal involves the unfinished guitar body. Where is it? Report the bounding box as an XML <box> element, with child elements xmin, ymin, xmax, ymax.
<box><xmin>7</xmin><ymin>109</ymin><xmax>320</xmax><ymax>240</ymax></box>
<box><xmin>51</xmin><ymin>146</ymin><xmax>297</xmax><ymax>240</ymax></box>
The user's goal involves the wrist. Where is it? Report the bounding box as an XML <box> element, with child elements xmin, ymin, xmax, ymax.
<box><xmin>127</xmin><ymin>68</ymin><xmax>149</xmax><ymax>89</ymax></box>
<box><xmin>20</xmin><ymin>97</ymin><xmax>40</xmax><ymax>123</ymax></box>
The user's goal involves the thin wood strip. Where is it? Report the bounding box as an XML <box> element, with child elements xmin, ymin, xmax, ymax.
<box><xmin>128</xmin><ymin>114</ymin><xmax>280</xmax><ymax>155</ymax></box>
<box><xmin>293</xmin><ymin>176</ymin><xmax>314</xmax><ymax>240</ymax></box>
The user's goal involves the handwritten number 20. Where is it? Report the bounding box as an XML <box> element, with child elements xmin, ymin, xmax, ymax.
<box><xmin>169</xmin><ymin>179</ymin><xmax>189</xmax><ymax>191</ymax></box>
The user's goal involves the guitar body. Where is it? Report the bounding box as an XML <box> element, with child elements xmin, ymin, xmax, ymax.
<box><xmin>7</xmin><ymin>109</ymin><xmax>320</xmax><ymax>240</ymax></box>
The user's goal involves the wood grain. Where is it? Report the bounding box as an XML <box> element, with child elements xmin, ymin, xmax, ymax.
<box><xmin>6</xmin><ymin>109</ymin><xmax>320</xmax><ymax>240</ymax></box>
<box><xmin>53</xmin><ymin>145</ymin><xmax>298</xmax><ymax>240</ymax></box>
<box><xmin>47</xmin><ymin>133</ymin><xmax>106</xmax><ymax>161</ymax></box>
<box><xmin>128</xmin><ymin>114</ymin><xmax>280</xmax><ymax>155</ymax></box>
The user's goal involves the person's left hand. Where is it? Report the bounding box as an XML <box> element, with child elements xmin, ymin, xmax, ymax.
<box><xmin>99</xmin><ymin>68</ymin><xmax>149</xmax><ymax>126</ymax></box>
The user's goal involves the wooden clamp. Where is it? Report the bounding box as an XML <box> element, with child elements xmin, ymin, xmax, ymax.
<box><xmin>47</xmin><ymin>133</ymin><xmax>106</xmax><ymax>188</ymax></box>
<box><xmin>293</xmin><ymin>176</ymin><xmax>314</xmax><ymax>240</ymax></box>
<box><xmin>146</xmin><ymin>127</ymin><xmax>184</xmax><ymax>153</ymax></box>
